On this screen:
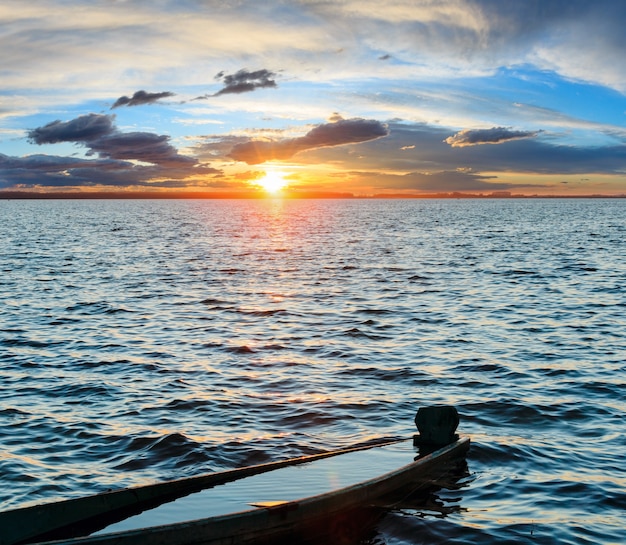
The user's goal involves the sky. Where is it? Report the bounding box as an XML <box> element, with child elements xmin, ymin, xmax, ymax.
<box><xmin>1</xmin><ymin>0</ymin><xmax>626</xmax><ymax>197</ymax></box>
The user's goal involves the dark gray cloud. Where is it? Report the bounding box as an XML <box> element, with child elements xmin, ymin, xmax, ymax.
<box><xmin>212</xmin><ymin>69</ymin><xmax>277</xmax><ymax>97</ymax></box>
<box><xmin>28</xmin><ymin>113</ymin><xmax>195</xmax><ymax>167</ymax></box>
<box><xmin>28</xmin><ymin>114</ymin><xmax>115</xmax><ymax>144</ymax></box>
<box><xmin>3</xmin><ymin>114</ymin><xmax>221</xmax><ymax>189</ymax></box>
<box><xmin>0</xmin><ymin>152</ymin><xmax>140</xmax><ymax>188</ymax></box>
<box><xmin>229</xmin><ymin>117</ymin><xmax>389</xmax><ymax>164</ymax></box>
<box><xmin>0</xmin><ymin>151</ymin><xmax>219</xmax><ymax>189</ymax></box>
<box><xmin>111</xmin><ymin>90</ymin><xmax>175</xmax><ymax>109</ymax></box>
<box><xmin>87</xmin><ymin>132</ymin><xmax>196</xmax><ymax>167</ymax></box>
<box><xmin>445</xmin><ymin>127</ymin><xmax>541</xmax><ymax>147</ymax></box>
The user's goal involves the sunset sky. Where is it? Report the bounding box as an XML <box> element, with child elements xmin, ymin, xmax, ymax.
<box><xmin>2</xmin><ymin>0</ymin><xmax>626</xmax><ymax>196</ymax></box>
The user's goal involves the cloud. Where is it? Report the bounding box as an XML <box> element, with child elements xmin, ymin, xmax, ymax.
<box><xmin>0</xmin><ymin>151</ymin><xmax>219</xmax><ymax>189</ymax></box>
<box><xmin>111</xmin><ymin>90</ymin><xmax>175</xmax><ymax>108</ymax></box>
<box><xmin>212</xmin><ymin>69</ymin><xmax>277</xmax><ymax>97</ymax></box>
<box><xmin>311</xmin><ymin>0</ymin><xmax>626</xmax><ymax>90</ymax></box>
<box><xmin>87</xmin><ymin>132</ymin><xmax>196</xmax><ymax>167</ymax></box>
<box><xmin>28</xmin><ymin>114</ymin><xmax>115</xmax><ymax>144</ymax></box>
<box><xmin>28</xmin><ymin>113</ymin><xmax>194</xmax><ymax>167</ymax></box>
<box><xmin>444</xmin><ymin>127</ymin><xmax>541</xmax><ymax>148</ymax></box>
<box><xmin>0</xmin><ymin>153</ymin><xmax>102</xmax><ymax>172</ymax></box>
<box><xmin>3</xmin><ymin>0</ymin><xmax>626</xmax><ymax>100</ymax></box>
<box><xmin>0</xmin><ymin>152</ymin><xmax>141</xmax><ymax>188</ymax></box>
<box><xmin>3</xmin><ymin>114</ymin><xmax>222</xmax><ymax>189</ymax></box>
<box><xmin>229</xmin><ymin>117</ymin><xmax>389</xmax><ymax>164</ymax></box>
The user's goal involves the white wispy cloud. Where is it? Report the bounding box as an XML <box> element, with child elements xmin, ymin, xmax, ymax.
<box><xmin>3</xmin><ymin>0</ymin><xmax>626</xmax><ymax>94</ymax></box>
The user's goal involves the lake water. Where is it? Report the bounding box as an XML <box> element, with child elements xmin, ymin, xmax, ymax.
<box><xmin>1</xmin><ymin>198</ymin><xmax>624</xmax><ymax>544</ymax></box>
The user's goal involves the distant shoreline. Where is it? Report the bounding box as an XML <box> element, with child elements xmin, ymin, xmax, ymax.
<box><xmin>1</xmin><ymin>191</ymin><xmax>625</xmax><ymax>200</ymax></box>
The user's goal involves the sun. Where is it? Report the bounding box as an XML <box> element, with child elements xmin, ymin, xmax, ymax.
<box><xmin>257</xmin><ymin>170</ymin><xmax>289</xmax><ymax>194</ymax></box>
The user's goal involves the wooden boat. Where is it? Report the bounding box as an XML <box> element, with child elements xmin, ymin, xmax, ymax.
<box><xmin>1</xmin><ymin>406</ymin><xmax>469</xmax><ymax>545</ymax></box>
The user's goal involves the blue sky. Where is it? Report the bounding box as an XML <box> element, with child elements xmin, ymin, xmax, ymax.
<box><xmin>1</xmin><ymin>0</ymin><xmax>626</xmax><ymax>195</ymax></box>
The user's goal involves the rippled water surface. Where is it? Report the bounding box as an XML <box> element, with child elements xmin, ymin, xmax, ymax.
<box><xmin>1</xmin><ymin>198</ymin><xmax>624</xmax><ymax>544</ymax></box>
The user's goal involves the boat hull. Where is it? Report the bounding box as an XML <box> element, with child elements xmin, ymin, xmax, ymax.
<box><xmin>10</xmin><ymin>436</ymin><xmax>469</xmax><ymax>545</ymax></box>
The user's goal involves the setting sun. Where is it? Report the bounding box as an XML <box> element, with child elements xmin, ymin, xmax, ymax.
<box><xmin>257</xmin><ymin>170</ymin><xmax>289</xmax><ymax>194</ymax></box>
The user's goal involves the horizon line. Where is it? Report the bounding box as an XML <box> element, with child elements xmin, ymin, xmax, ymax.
<box><xmin>1</xmin><ymin>190</ymin><xmax>625</xmax><ymax>200</ymax></box>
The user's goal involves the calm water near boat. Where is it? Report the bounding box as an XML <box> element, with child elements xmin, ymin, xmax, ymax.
<box><xmin>1</xmin><ymin>198</ymin><xmax>624</xmax><ymax>544</ymax></box>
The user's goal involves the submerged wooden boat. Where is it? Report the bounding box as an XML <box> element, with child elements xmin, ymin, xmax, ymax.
<box><xmin>1</xmin><ymin>406</ymin><xmax>469</xmax><ymax>545</ymax></box>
